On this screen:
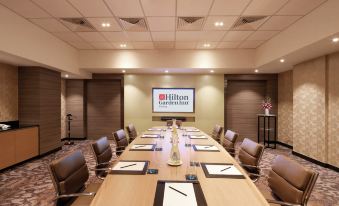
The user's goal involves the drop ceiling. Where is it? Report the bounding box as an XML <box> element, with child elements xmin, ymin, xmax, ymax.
<box><xmin>0</xmin><ymin>0</ymin><xmax>327</xmax><ymax>50</ymax></box>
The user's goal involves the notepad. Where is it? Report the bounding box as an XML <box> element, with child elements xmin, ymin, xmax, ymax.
<box><xmin>130</xmin><ymin>144</ymin><xmax>155</xmax><ymax>151</ymax></box>
<box><xmin>163</xmin><ymin>183</ymin><xmax>197</xmax><ymax>206</ymax></box>
<box><xmin>186</xmin><ymin>129</ymin><xmax>200</xmax><ymax>132</ymax></box>
<box><xmin>193</xmin><ymin>145</ymin><xmax>219</xmax><ymax>151</ymax></box>
<box><xmin>189</xmin><ymin>135</ymin><xmax>207</xmax><ymax>139</ymax></box>
<box><xmin>148</xmin><ymin>128</ymin><xmax>163</xmax><ymax>131</ymax></box>
<box><xmin>112</xmin><ymin>161</ymin><xmax>146</xmax><ymax>171</ymax></box>
<box><xmin>205</xmin><ymin>164</ymin><xmax>242</xmax><ymax>176</ymax></box>
<box><xmin>141</xmin><ymin>134</ymin><xmax>160</xmax><ymax>138</ymax></box>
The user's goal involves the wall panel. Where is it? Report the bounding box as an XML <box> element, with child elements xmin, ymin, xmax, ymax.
<box><xmin>0</xmin><ymin>63</ymin><xmax>18</xmax><ymax>121</ymax></box>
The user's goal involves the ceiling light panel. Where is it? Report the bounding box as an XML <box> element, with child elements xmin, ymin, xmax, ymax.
<box><xmin>259</xmin><ymin>16</ymin><xmax>301</xmax><ymax>30</ymax></box>
<box><xmin>151</xmin><ymin>32</ymin><xmax>175</xmax><ymax>41</ymax></box>
<box><xmin>203</xmin><ymin>16</ymin><xmax>238</xmax><ymax>30</ymax></box>
<box><xmin>77</xmin><ymin>32</ymin><xmax>107</xmax><ymax>42</ymax></box>
<box><xmin>210</xmin><ymin>0</ymin><xmax>251</xmax><ymax>15</ymax></box>
<box><xmin>30</xmin><ymin>18</ymin><xmax>70</xmax><ymax>32</ymax></box>
<box><xmin>68</xmin><ymin>0</ymin><xmax>112</xmax><ymax>17</ymax></box>
<box><xmin>243</xmin><ymin>0</ymin><xmax>288</xmax><ymax>15</ymax></box>
<box><xmin>87</xmin><ymin>18</ymin><xmax>122</xmax><ymax>31</ymax></box>
<box><xmin>177</xmin><ymin>0</ymin><xmax>213</xmax><ymax>16</ymax></box>
<box><xmin>0</xmin><ymin>0</ymin><xmax>51</xmax><ymax>18</ymax></box>
<box><xmin>140</xmin><ymin>0</ymin><xmax>176</xmax><ymax>16</ymax></box>
<box><xmin>33</xmin><ymin>0</ymin><xmax>82</xmax><ymax>17</ymax></box>
<box><xmin>104</xmin><ymin>0</ymin><xmax>144</xmax><ymax>16</ymax></box>
<box><xmin>147</xmin><ymin>17</ymin><xmax>175</xmax><ymax>31</ymax></box>
<box><xmin>277</xmin><ymin>0</ymin><xmax>327</xmax><ymax>15</ymax></box>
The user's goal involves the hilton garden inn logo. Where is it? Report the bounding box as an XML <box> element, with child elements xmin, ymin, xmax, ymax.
<box><xmin>158</xmin><ymin>93</ymin><xmax>189</xmax><ymax>105</ymax></box>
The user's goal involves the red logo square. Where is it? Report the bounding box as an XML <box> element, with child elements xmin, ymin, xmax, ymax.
<box><xmin>159</xmin><ymin>94</ymin><xmax>165</xmax><ymax>100</ymax></box>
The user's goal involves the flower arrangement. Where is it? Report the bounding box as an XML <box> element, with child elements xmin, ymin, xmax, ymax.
<box><xmin>262</xmin><ymin>97</ymin><xmax>272</xmax><ymax>110</ymax></box>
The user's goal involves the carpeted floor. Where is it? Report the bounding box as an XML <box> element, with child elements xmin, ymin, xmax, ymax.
<box><xmin>0</xmin><ymin>141</ymin><xmax>338</xmax><ymax>206</ymax></box>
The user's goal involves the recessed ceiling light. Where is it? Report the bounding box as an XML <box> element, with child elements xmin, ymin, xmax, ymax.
<box><xmin>280</xmin><ymin>59</ymin><xmax>285</xmax><ymax>63</ymax></box>
<box><xmin>214</xmin><ymin>21</ymin><xmax>224</xmax><ymax>27</ymax></box>
<box><xmin>122</xmin><ymin>70</ymin><xmax>126</xmax><ymax>73</ymax></box>
<box><xmin>203</xmin><ymin>43</ymin><xmax>210</xmax><ymax>48</ymax></box>
<box><xmin>165</xmin><ymin>70</ymin><xmax>169</xmax><ymax>73</ymax></box>
<box><xmin>65</xmin><ymin>74</ymin><xmax>69</xmax><ymax>78</ymax></box>
<box><xmin>254</xmin><ymin>69</ymin><xmax>259</xmax><ymax>73</ymax></box>
<box><xmin>332</xmin><ymin>37</ymin><xmax>339</xmax><ymax>43</ymax></box>
<box><xmin>120</xmin><ymin>43</ymin><xmax>127</xmax><ymax>48</ymax></box>
<box><xmin>210</xmin><ymin>70</ymin><xmax>214</xmax><ymax>73</ymax></box>
<box><xmin>101</xmin><ymin>22</ymin><xmax>110</xmax><ymax>28</ymax></box>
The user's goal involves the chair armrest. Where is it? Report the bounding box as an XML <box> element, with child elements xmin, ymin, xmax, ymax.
<box><xmin>94</xmin><ymin>168</ymin><xmax>111</xmax><ymax>171</ymax></box>
<box><xmin>240</xmin><ymin>163</ymin><xmax>260</xmax><ymax>169</ymax></box>
<box><xmin>267</xmin><ymin>199</ymin><xmax>301</xmax><ymax>206</ymax></box>
<box><xmin>55</xmin><ymin>192</ymin><xmax>95</xmax><ymax>200</ymax></box>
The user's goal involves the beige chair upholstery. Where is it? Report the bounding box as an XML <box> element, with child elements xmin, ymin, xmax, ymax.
<box><xmin>113</xmin><ymin>129</ymin><xmax>128</xmax><ymax>156</ymax></box>
<box><xmin>126</xmin><ymin>124</ymin><xmax>137</xmax><ymax>143</ymax></box>
<box><xmin>222</xmin><ymin>130</ymin><xmax>238</xmax><ymax>156</ymax></box>
<box><xmin>48</xmin><ymin>150</ymin><xmax>100</xmax><ymax>206</ymax></box>
<box><xmin>91</xmin><ymin>137</ymin><xmax>115</xmax><ymax>179</ymax></box>
<box><xmin>211</xmin><ymin>125</ymin><xmax>223</xmax><ymax>142</ymax></box>
<box><xmin>266</xmin><ymin>155</ymin><xmax>319</xmax><ymax>206</ymax></box>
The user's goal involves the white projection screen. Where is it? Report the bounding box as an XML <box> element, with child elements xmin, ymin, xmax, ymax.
<box><xmin>152</xmin><ymin>88</ymin><xmax>195</xmax><ymax>113</ymax></box>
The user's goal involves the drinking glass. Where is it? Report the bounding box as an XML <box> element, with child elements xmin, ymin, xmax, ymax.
<box><xmin>185</xmin><ymin>161</ymin><xmax>197</xmax><ymax>180</ymax></box>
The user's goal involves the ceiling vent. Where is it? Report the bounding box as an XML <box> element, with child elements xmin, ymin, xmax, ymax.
<box><xmin>119</xmin><ymin>18</ymin><xmax>148</xmax><ymax>31</ymax></box>
<box><xmin>60</xmin><ymin>18</ymin><xmax>95</xmax><ymax>32</ymax></box>
<box><xmin>177</xmin><ymin>17</ymin><xmax>204</xmax><ymax>31</ymax></box>
<box><xmin>231</xmin><ymin>16</ymin><xmax>268</xmax><ymax>30</ymax></box>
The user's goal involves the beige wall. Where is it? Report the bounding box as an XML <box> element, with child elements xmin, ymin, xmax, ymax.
<box><xmin>0</xmin><ymin>63</ymin><xmax>18</xmax><ymax>122</ymax></box>
<box><xmin>277</xmin><ymin>70</ymin><xmax>293</xmax><ymax>145</ymax></box>
<box><xmin>124</xmin><ymin>74</ymin><xmax>224</xmax><ymax>134</ymax></box>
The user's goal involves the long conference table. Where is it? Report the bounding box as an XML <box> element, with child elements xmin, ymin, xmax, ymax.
<box><xmin>90</xmin><ymin>127</ymin><xmax>269</xmax><ymax>206</ymax></box>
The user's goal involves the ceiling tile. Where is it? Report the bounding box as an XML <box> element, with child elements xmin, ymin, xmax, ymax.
<box><xmin>210</xmin><ymin>0</ymin><xmax>251</xmax><ymax>15</ymax></box>
<box><xmin>247</xmin><ymin>30</ymin><xmax>279</xmax><ymax>41</ymax></box>
<box><xmin>199</xmin><ymin>31</ymin><xmax>226</xmax><ymax>41</ymax></box>
<box><xmin>259</xmin><ymin>16</ymin><xmax>301</xmax><ymax>30</ymax></box>
<box><xmin>33</xmin><ymin>0</ymin><xmax>82</xmax><ymax>17</ymax></box>
<box><xmin>147</xmin><ymin>17</ymin><xmax>175</xmax><ymax>31</ymax></box>
<box><xmin>203</xmin><ymin>16</ymin><xmax>238</xmax><ymax>30</ymax></box>
<box><xmin>239</xmin><ymin>40</ymin><xmax>265</xmax><ymax>48</ymax></box>
<box><xmin>52</xmin><ymin>32</ymin><xmax>84</xmax><ymax>42</ymax></box>
<box><xmin>176</xmin><ymin>31</ymin><xmax>202</xmax><ymax>41</ymax></box>
<box><xmin>222</xmin><ymin>31</ymin><xmax>253</xmax><ymax>41</ymax></box>
<box><xmin>217</xmin><ymin>41</ymin><xmax>241</xmax><ymax>49</ymax></box>
<box><xmin>243</xmin><ymin>0</ymin><xmax>288</xmax><ymax>15</ymax></box>
<box><xmin>132</xmin><ymin>42</ymin><xmax>154</xmax><ymax>49</ymax></box>
<box><xmin>177</xmin><ymin>0</ymin><xmax>214</xmax><ymax>16</ymax></box>
<box><xmin>175</xmin><ymin>42</ymin><xmax>197</xmax><ymax>49</ymax></box>
<box><xmin>277</xmin><ymin>0</ymin><xmax>327</xmax><ymax>15</ymax></box>
<box><xmin>153</xmin><ymin>41</ymin><xmax>175</xmax><ymax>49</ymax></box>
<box><xmin>104</xmin><ymin>0</ymin><xmax>144</xmax><ymax>17</ymax></box>
<box><xmin>196</xmin><ymin>42</ymin><xmax>218</xmax><ymax>49</ymax></box>
<box><xmin>141</xmin><ymin>0</ymin><xmax>175</xmax><ymax>16</ymax></box>
<box><xmin>125</xmin><ymin>32</ymin><xmax>152</xmax><ymax>41</ymax></box>
<box><xmin>30</xmin><ymin>18</ymin><xmax>70</xmax><ymax>32</ymax></box>
<box><xmin>0</xmin><ymin>0</ymin><xmax>51</xmax><ymax>18</ymax></box>
<box><xmin>101</xmin><ymin>32</ymin><xmax>129</xmax><ymax>42</ymax></box>
<box><xmin>67</xmin><ymin>41</ymin><xmax>94</xmax><ymax>49</ymax></box>
<box><xmin>151</xmin><ymin>32</ymin><xmax>175</xmax><ymax>41</ymax></box>
<box><xmin>87</xmin><ymin>18</ymin><xmax>121</xmax><ymax>31</ymax></box>
<box><xmin>112</xmin><ymin>42</ymin><xmax>133</xmax><ymax>49</ymax></box>
<box><xmin>68</xmin><ymin>0</ymin><xmax>112</xmax><ymax>17</ymax></box>
<box><xmin>90</xmin><ymin>42</ymin><xmax>115</xmax><ymax>49</ymax></box>
<box><xmin>77</xmin><ymin>32</ymin><xmax>107</xmax><ymax>42</ymax></box>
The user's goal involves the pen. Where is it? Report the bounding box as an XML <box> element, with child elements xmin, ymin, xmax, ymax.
<box><xmin>169</xmin><ymin>186</ymin><xmax>187</xmax><ymax>196</ymax></box>
<box><xmin>220</xmin><ymin>166</ymin><xmax>231</xmax><ymax>172</ymax></box>
<box><xmin>120</xmin><ymin>163</ymin><xmax>137</xmax><ymax>169</ymax></box>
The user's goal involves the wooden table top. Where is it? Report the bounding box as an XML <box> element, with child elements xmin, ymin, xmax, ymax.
<box><xmin>90</xmin><ymin>127</ymin><xmax>269</xmax><ymax>206</ymax></box>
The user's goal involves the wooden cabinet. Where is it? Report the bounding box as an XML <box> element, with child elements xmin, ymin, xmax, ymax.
<box><xmin>0</xmin><ymin>127</ymin><xmax>39</xmax><ymax>170</ymax></box>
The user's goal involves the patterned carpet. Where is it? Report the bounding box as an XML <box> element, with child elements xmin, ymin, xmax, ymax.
<box><xmin>0</xmin><ymin>141</ymin><xmax>338</xmax><ymax>206</ymax></box>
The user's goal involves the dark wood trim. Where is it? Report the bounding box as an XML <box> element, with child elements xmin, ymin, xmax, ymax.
<box><xmin>92</xmin><ymin>74</ymin><xmax>123</xmax><ymax>80</ymax></box>
<box><xmin>292</xmin><ymin>151</ymin><xmax>339</xmax><ymax>173</ymax></box>
<box><xmin>274</xmin><ymin>141</ymin><xmax>293</xmax><ymax>149</ymax></box>
<box><xmin>225</xmin><ymin>74</ymin><xmax>278</xmax><ymax>81</ymax></box>
<box><xmin>120</xmin><ymin>75</ymin><xmax>124</xmax><ymax>129</ymax></box>
<box><xmin>61</xmin><ymin>137</ymin><xmax>87</xmax><ymax>141</ymax></box>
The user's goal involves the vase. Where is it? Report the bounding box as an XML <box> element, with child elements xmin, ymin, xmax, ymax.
<box><xmin>265</xmin><ymin>108</ymin><xmax>270</xmax><ymax>115</ymax></box>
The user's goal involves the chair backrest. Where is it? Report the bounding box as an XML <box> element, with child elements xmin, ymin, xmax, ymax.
<box><xmin>176</xmin><ymin>120</ymin><xmax>182</xmax><ymax>128</ymax></box>
<box><xmin>113</xmin><ymin>129</ymin><xmax>128</xmax><ymax>148</ymax></box>
<box><xmin>91</xmin><ymin>136</ymin><xmax>112</xmax><ymax>165</ymax></box>
<box><xmin>211</xmin><ymin>125</ymin><xmax>223</xmax><ymax>141</ymax></box>
<box><xmin>48</xmin><ymin>150</ymin><xmax>89</xmax><ymax>196</ymax></box>
<box><xmin>222</xmin><ymin>130</ymin><xmax>238</xmax><ymax>150</ymax></box>
<box><xmin>166</xmin><ymin>120</ymin><xmax>173</xmax><ymax>126</ymax></box>
<box><xmin>126</xmin><ymin>124</ymin><xmax>137</xmax><ymax>142</ymax></box>
<box><xmin>268</xmin><ymin>155</ymin><xmax>319</xmax><ymax>205</ymax></box>
<box><xmin>238</xmin><ymin>138</ymin><xmax>264</xmax><ymax>167</ymax></box>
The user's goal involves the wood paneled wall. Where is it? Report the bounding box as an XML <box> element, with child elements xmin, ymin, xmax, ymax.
<box><xmin>224</xmin><ymin>75</ymin><xmax>277</xmax><ymax>142</ymax></box>
<box><xmin>19</xmin><ymin>67</ymin><xmax>61</xmax><ymax>154</ymax></box>
<box><xmin>0</xmin><ymin>63</ymin><xmax>18</xmax><ymax>121</ymax></box>
<box><xmin>66</xmin><ymin>80</ymin><xmax>86</xmax><ymax>139</ymax></box>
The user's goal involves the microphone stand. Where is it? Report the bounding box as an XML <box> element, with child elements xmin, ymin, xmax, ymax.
<box><xmin>64</xmin><ymin>114</ymin><xmax>74</xmax><ymax>145</ymax></box>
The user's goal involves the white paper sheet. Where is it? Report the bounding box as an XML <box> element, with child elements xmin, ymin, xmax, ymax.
<box><xmin>163</xmin><ymin>183</ymin><xmax>197</xmax><ymax>206</ymax></box>
<box><xmin>195</xmin><ymin>145</ymin><xmax>219</xmax><ymax>151</ymax></box>
<box><xmin>142</xmin><ymin>134</ymin><xmax>159</xmax><ymax>138</ymax></box>
<box><xmin>111</xmin><ymin>161</ymin><xmax>146</xmax><ymax>171</ymax></box>
<box><xmin>131</xmin><ymin>144</ymin><xmax>154</xmax><ymax>150</ymax></box>
<box><xmin>190</xmin><ymin>135</ymin><xmax>207</xmax><ymax>139</ymax></box>
<box><xmin>186</xmin><ymin>129</ymin><xmax>200</xmax><ymax>132</ymax></box>
<box><xmin>148</xmin><ymin>128</ymin><xmax>162</xmax><ymax>131</ymax></box>
<box><xmin>205</xmin><ymin>164</ymin><xmax>242</xmax><ymax>176</ymax></box>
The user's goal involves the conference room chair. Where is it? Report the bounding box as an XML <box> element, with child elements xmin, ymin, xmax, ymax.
<box><xmin>113</xmin><ymin>129</ymin><xmax>129</xmax><ymax>156</ymax></box>
<box><xmin>222</xmin><ymin>130</ymin><xmax>238</xmax><ymax>157</ymax></box>
<box><xmin>91</xmin><ymin>136</ymin><xmax>123</xmax><ymax>180</ymax></box>
<box><xmin>126</xmin><ymin>124</ymin><xmax>138</xmax><ymax>143</ymax></box>
<box><xmin>176</xmin><ymin>120</ymin><xmax>183</xmax><ymax>128</ymax></box>
<box><xmin>166</xmin><ymin>120</ymin><xmax>173</xmax><ymax>126</ymax></box>
<box><xmin>211</xmin><ymin>124</ymin><xmax>223</xmax><ymax>143</ymax></box>
<box><xmin>261</xmin><ymin>155</ymin><xmax>319</xmax><ymax>206</ymax></box>
<box><xmin>48</xmin><ymin>150</ymin><xmax>100</xmax><ymax>206</ymax></box>
<box><xmin>237</xmin><ymin>138</ymin><xmax>264</xmax><ymax>182</ymax></box>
